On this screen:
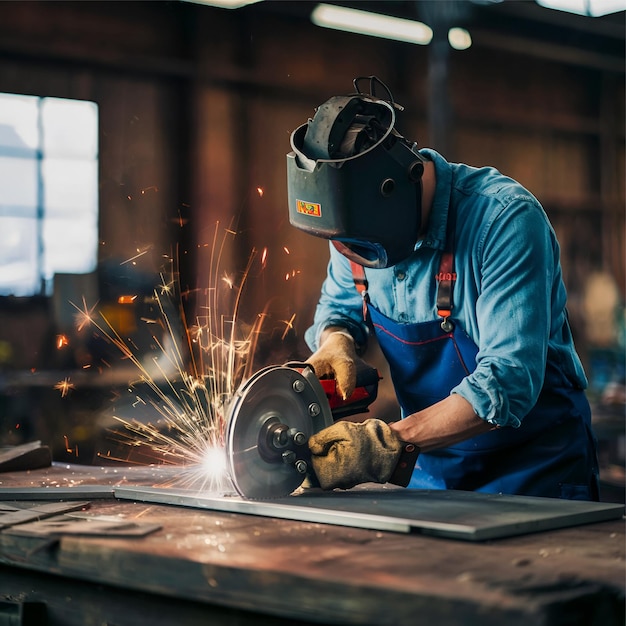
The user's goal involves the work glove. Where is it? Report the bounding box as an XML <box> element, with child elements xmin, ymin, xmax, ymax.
<box><xmin>308</xmin><ymin>419</ymin><xmax>403</xmax><ymax>490</ymax></box>
<box><xmin>306</xmin><ymin>330</ymin><xmax>359</xmax><ymax>399</ymax></box>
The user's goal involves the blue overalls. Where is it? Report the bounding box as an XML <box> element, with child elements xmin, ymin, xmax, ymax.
<box><xmin>350</xmin><ymin>208</ymin><xmax>600</xmax><ymax>500</ymax></box>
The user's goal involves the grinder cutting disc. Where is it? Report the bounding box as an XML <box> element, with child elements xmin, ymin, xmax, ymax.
<box><xmin>225</xmin><ymin>364</ymin><xmax>333</xmax><ymax>499</ymax></box>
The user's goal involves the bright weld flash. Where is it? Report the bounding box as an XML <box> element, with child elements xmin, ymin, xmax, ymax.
<box><xmin>201</xmin><ymin>446</ymin><xmax>228</xmax><ymax>479</ymax></box>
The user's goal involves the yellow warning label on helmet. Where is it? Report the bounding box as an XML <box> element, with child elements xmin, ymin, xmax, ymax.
<box><xmin>296</xmin><ymin>199</ymin><xmax>322</xmax><ymax>217</ymax></box>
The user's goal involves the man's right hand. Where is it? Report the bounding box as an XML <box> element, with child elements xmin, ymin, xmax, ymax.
<box><xmin>306</xmin><ymin>329</ymin><xmax>359</xmax><ymax>399</ymax></box>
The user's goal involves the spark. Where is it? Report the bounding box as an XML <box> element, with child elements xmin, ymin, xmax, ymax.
<box><xmin>174</xmin><ymin>216</ymin><xmax>189</xmax><ymax>226</ymax></box>
<box><xmin>56</xmin><ymin>334</ymin><xmax>69</xmax><ymax>349</ymax></box>
<box><xmin>71</xmin><ymin>296</ymin><xmax>99</xmax><ymax>332</ymax></box>
<box><xmin>283</xmin><ymin>246</ymin><xmax>290</xmax><ymax>255</ymax></box>
<box><xmin>159</xmin><ymin>272</ymin><xmax>175</xmax><ymax>295</ymax></box>
<box><xmin>280</xmin><ymin>313</ymin><xmax>297</xmax><ymax>341</ymax></box>
<box><xmin>132</xmin><ymin>507</ymin><xmax>153</xmax><ymax>519</ymax></box>
<box><xmin>285</xmin><ymin>269</ymin><xmax>301</xmax><ymax>281</ymax></box>
<box><xmin>257</xmin><ymin>187</ymin><xmax>264</xmax><ymax>197</ymax></box>
<box><xmin>57</xmin><ymin>221</ymin><xmax>305</xmax><ymax>492</ymax></box>
<box><xmin>64</xmin><ymin>435</ymin><xmax>79</xmax><ymax>456</ymax></box>
<box><xmin>120</xmin><ymin>246</ymin><xmax>152</xmax><ymax>266</ymax></box>
<box><xmin>82</xmin><ymin>221</ymin><xmax>276</xmax><ymax>493</ymax></box>
<box><xmin>55</xmin><ymin>378</ymin><xmax>75</xmax><ymax>398</ymax></box>
<box><xmin>174</xmin><ymin>204</ymin><xmax>190</xmax><ymax>227</ymax></box>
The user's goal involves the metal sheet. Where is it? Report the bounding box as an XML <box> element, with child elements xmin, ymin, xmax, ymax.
<box><xmin>0</xmin><ymin>501</ymin><xmax>91</xmax><ymax>529</ymax></box>
<box><xmin>6</xmin><ymin>518</ymin><xmax>162</xmax><ymax>538</ymax></box>
<box><xmin>113</xmin><ymin>486</ymin><xmax>625</xmax><ymax>541</ymax></box>
<box><xmin>0</xmin><ymin>486</ymin><xmax>115</xmax><ymax>500</ymax></box>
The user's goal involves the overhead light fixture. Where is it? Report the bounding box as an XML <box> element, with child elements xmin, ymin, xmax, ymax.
<box><xmin>448</xmin><ymin>27</ymin><xmax>472</xmax><ymax>50</ymax></box>
<box><xmin>536</xmin><ymin>0</ymin><xmax>626</xmax><ymax>16</ymax></box>
<box><xmin>180</xmin><ymin>0</ymin><xmax>262</xmax><ymax>9</ymax></box>
<box><xmin>311</xmin><ymin>4</ymin><xmax>433</xmax><ymax>45</ymax></box>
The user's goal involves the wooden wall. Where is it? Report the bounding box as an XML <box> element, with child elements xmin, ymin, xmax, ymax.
<box><xmin>0</xmin><ymin>0</ymin><xmax>622</xmax><ymax>388</ymax></box>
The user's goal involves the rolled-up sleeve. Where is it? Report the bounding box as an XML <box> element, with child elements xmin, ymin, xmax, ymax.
<box><xmin>452</xmin><ymin>195</ymin><xmax>557</xmax><ymax>428</ymax></box>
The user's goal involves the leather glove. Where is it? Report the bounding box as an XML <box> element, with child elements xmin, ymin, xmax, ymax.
<box><xmin>306</xmin><ymin>330</ymin><xmax>359</xmax><ymax>399</ymax></box>
<box><xmin>308</xmin><ymin>419</ymin><xmax>403</xmax><ymax>490</ymax></box>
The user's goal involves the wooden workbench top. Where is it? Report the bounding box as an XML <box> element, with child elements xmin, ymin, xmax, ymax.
<box><xmin>0</xmin><ymin>464</ymin><xmax>624</xmax><ymax>626</ymax></box>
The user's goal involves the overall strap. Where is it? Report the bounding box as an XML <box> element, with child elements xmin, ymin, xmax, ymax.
<box><xmin>348</xmin><ymin>205</ymin><xmax>457</xmax><ymax>328</ymax></box>
<box><xmin>436</xmin><ymin>206</ymin><xmax>457</xmax><ymax>332</ymax></box>
<box><xmin>349</xmin><ymin>260</ymin><xmax>370</xmax><ymax>321</ymax></box>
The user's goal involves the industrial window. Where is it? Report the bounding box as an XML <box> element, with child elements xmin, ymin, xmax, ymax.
<box><xmin>0</xmin><ymin>93</ymin><xmax>98</xmax><ymax>297</ymax></box>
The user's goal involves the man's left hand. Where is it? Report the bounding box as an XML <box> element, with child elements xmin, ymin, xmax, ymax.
<box><xmin>308</xmin><ymin>419</ymin><xmax>403</xmax><ymax>490</ymax></box>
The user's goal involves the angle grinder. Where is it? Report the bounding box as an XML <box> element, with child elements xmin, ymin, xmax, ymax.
<box><xmin>225</xmin><ymin>361</ymin><xmax>379</xmax><ymax>498</ymax></box>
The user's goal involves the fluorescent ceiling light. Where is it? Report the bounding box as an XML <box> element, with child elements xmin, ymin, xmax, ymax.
<box><xmin>180</xmin><ymin>0</ymin><xmax>262</xmax><ymax>8</ymax></box>
<box><xmin>536</xmin><ymin>0</ymin><xmax>626</xmax><ymax>16</ymax></box>
<box><xmin>311</xmin><ymin>4</ymin><xmax>433</xmax><ymax>45</ymax></box>
<box><xmin>448</xmin><ymin>27</ymin><xmax>472</xmax><ymax>50</ymax></box>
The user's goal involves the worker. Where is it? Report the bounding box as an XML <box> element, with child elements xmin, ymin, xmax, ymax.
<box><xmin>286</xmin><ymin>77</ymin><xmax>600</xmax><ymax>500</ymax></box>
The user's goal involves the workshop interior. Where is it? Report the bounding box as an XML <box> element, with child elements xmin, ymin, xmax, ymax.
<box><xmin>0</xmin><ymin>1</ymin><xmax>624</xmax><ymax>624</ymax></box>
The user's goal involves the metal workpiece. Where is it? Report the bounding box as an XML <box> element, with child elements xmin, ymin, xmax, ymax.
<box><xmin>113</xmin><ymin>485</ymin><xmax>625</xmax><ymax>541</ymax></box>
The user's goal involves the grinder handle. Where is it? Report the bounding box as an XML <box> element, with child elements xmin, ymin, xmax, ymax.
<box><xmin>320</xmin><ymin>361</ymin><xmax>380</xmax><ymax>420</ymax></box>
<box><xmin>283</xmin><ymin>360</ymin><xmax>381</xmax><ymax>420</ymax></box>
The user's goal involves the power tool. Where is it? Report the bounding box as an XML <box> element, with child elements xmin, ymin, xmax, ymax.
<box><xmin>225</xmin><ymin>362</ymin><xmax>418</xmax><ymax>499</ymax></box>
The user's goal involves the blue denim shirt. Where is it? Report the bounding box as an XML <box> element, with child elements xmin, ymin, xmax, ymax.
<box><xmin>305</xmin><ymin>149</ymin><xmax>588</xmax><ymax>428</ymax></box>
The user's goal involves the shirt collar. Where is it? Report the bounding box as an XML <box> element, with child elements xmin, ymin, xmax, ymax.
<box><xmin>414</xmin><ymin>148</ymin><xmax>452</xmax><ymax>251</ymax></box>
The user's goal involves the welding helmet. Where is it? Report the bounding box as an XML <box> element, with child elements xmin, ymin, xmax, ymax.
<box><xmin>286</xmin><ymin>76</ymin><xmax>426</xmax><ymax>269</ymax></box>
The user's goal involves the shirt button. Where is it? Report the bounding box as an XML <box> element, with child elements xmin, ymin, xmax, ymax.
<box><xmin>396</xmin><ymin>271</ymin><xmax>406</xmax><ymax>281</ymax></box>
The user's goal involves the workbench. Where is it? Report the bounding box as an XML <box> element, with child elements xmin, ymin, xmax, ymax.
<box><xmin>0</xmin><ymin>464</ymin><xmax>624</xmax><ymax>626</ymax></box>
